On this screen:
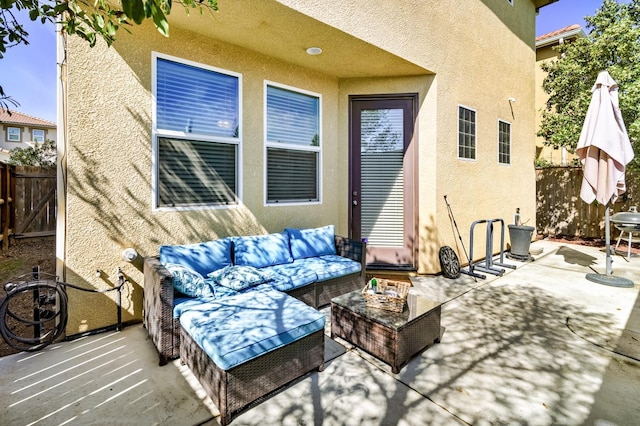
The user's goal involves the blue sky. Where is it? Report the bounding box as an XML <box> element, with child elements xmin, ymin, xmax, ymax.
<box><xmin>536</xmin><ymin>0</ymin><xmax>631</xmax><ymax>36</ymax></box>
<box><xmin>0</xmin><ymin>1</ymin><xmax>632</xmax><ymax>124</ymax></box>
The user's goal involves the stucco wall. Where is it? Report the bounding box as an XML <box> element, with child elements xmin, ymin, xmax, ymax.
<box><xmin>62</xmin><ymin>0</ymin><xmax>541</xmax><ymax>333</ymax></box>
<box><xmin>63</xmin><ymin>22</ymin><xmax>343</xmax><ymax>333</ymax></box>
<box><xmin>285</xmin><ymin>0</ymin><xmax>538</xmax><ymax>270</ymax></box>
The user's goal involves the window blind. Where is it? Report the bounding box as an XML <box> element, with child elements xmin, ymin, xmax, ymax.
<box><xmin>266</xmin><ymin>85</ymin><xmax>319</xmax><ymax>146</ymax></box>
<box><xmin>158</xmin><ymin>137</ymin><xmax>237</xmax><ymax>207</ymax></box>
<box><xmin>266</xmin><ymin>148</ymin><xmax>318</xmax><ymax>202</ymax></box>
<box><xmin>156</xmin><ymin>58</ymin><xmax>239</xmax><ymax>138</ymax></box>
<box><xmin>360</xmin><ymin>109</ymin><xmax>404</xmax><ymax>248</ymax></box>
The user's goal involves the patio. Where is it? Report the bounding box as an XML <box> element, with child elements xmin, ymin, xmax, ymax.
<box><xmin>1</xmin><ymin>239</ymin><xmax>638</xmax><ymax>425</ymax></box>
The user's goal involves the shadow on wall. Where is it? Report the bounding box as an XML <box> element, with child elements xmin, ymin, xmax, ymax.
<box><xmin>63</xmin><ymin>264</ymin><xmax>138</xmax><ymax>337</ymax></box>
<box><xmin>64</xmin><ymin>108</ymin><xmax>263</xmax><ymax>332</ymax></box>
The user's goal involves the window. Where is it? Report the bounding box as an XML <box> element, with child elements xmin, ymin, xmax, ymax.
<box><xmin>458</xmin><ymin>106</ymin><xmax>476</xmax><ymax>160</ymax></box>
<box><xmin>7</xmin><ymin>127</ymin><xmax>20</xmax><ymax>142</ymax></box>
<box><xmin>265</xmin><ymin>83</ymin><xmax>320</xmax><ymax>204</ymax></box>
<box><xmin>498</xmin><ymin>120</ymin><xmax>511</xmax><ymax>164</ymax></box>
<box><xmin>33</xmin><ymin>129</ymin><xmax>45</xmax><ymax>143</ymax></box>
<box><xmin>153</xmin><ymin>54</ymin><xmax>241</xmax><ymax>209</ymax></box>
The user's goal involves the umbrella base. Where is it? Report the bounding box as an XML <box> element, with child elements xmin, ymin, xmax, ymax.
<box><xmin>585</xmin><ymin>273</ymin><xmax>634</xmax><ymax>288</ymax></box>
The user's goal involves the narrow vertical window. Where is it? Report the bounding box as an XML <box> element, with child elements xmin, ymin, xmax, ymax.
<box><xmin>458</xmin><ymin>106</ymin><xmax>476</xmax><ymax>160</ymax></box>
<box><xmin>153</xmin><ymin>54</ymin><xmax>241</xmax><ymax>209</ymax></box>
<box><xmin>265</xmin><ymin>83</ymin><xmax>321</xmax><ymax>204</ymax></box>
<box><xmin>498</xmin><ymin>120</ymin><xmax>511</xmax><ymax>165</ymax></box>
<box><xmin>7</xmin><ymin>127</ymin><xmax>21</xmax><ymax>142</ymax></box>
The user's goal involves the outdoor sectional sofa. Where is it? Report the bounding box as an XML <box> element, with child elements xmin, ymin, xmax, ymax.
<box><xmin>143</xmin><ymin>225</ymin><xmax>366</xmax><ymax>425</ymax></box>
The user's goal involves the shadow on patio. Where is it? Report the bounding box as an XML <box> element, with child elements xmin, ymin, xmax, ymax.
<box><xmin>1</xmin><ymin>240</ymin><xmax>639</xmax><ymax>425</ymax></box>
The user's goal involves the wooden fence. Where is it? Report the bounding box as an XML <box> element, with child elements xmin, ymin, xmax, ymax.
<box><xmin>0</xmin><ymin>164</ymin><xmax>56</xmax><ymax>250</ymax></box>
<box><xmin>2</xmin><ymin>163</ymin><xmax>637</xmax><ymax>248</ymax></box>
<box><xmin>536</xmin><ymin>166</ymin><xmax>640</xmax><ymax>239</ymax></box>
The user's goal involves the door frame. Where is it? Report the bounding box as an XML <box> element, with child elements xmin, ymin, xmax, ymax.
<box><xmin>348</xmin><ymin>93</ymin><xmax>419</xmax><ymax>270</ymax></box>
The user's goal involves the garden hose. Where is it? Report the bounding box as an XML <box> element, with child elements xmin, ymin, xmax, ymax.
<box><xmin>0</xmin><ymin>270</ymin><xmax>127</xmax><ymax>352</ymax></box>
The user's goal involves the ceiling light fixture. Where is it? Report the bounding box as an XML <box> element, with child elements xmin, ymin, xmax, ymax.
<box><xmin>306</xmin><ymin>47</ymin><xmax>323</xmax><ymax>55</ymax></box>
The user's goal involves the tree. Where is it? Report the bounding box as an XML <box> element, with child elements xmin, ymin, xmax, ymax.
<box><xmin>0</xmin><ymin>0</ymin><xmax>219</xmax><ymax>108</ymax></box>
<box><xmin>538</xmin><ymin>0</ymin><xmax>640</xmax><ymax>171</ymax></box>
<box><xmin>8</xmin><ymin>139</ymin><xmax>56</xmax><ymax>167</ymax></box>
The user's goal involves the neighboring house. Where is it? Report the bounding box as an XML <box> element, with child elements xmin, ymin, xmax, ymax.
<box><xmin>0</xmin><ymin>110</ymin><xmax>56</xmax><ymax>163</ymax></box>
<box><xmin>535</xmin><ymin>24</ymin><xmax>586</xmax><ymax>166</ymax></box>
<box><xmin>59</xmin><ymin>0</ymin><xmax>559</xmax><ymax>334</ymax></box>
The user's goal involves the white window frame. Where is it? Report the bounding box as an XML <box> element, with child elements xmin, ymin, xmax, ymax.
<box><xmin>151</xmin><ymin>52</ymin><xmax>243</xmax><ymax>211</ymax></box>
<box><xmin>263</xmin><ymin>80</ymin><xmax>322</xmax><ymax>206</ymax></box>
<box><xmin>32</xmin><ymin>129</ymin><xmax>45</xmax><ymax>143</ymax></box>
<box><xmin>498</xmin><ymin>119</ymin><xmax>511</xmax><ymax>165</ymax></box>
<box><xmin>457</xmin><ymin>105</ymin><xmax>477</xmax><ymax>161</ymax></box>
<box><xmin>7</xmin><ymin>126</ymin><xmax>21</xmax><ymax>142</ymax></box>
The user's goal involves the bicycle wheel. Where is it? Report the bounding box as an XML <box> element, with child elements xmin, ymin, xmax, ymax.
<box><xmin>0</xmin><ymin>280</ymin><xmax>68</xmax><ymax>352</ymax></box>
<box><xmin>439</xmin><ymin>246</ymin><xmax>461</xmax><ymax>279</ymax></box>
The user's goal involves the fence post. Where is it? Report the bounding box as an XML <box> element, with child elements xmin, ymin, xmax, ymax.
<box><xmin>1</xmin><ymin>164</ymin><xmax>11</xmax><ymax>251</ymax></box>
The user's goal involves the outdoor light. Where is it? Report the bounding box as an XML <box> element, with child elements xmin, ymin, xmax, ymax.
<box><xmin>122</xmin><ymin>248</ymin><xmax>138</xmax><ymax>262</ymax></box>
<box><xmin>306</xmin><ymin>47</ymin><xmax>323</xmax><ymax>55</ymax></box>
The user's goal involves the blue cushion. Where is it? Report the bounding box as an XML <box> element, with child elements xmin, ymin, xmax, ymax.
<box><xmin>293</xmin><ymin>255</ymin><xmax>361</xmax><ymax>282</ymax></box>
<box><xmin>261</xmin><ymin>263</ymin><xmax>318</xmax><ymax>292</ymax></box>
<box><xmin>208</xmin><ymin>265</ymin><xmax>275</xmax><ymax>291</ymax></box>
<box><xmin>164</xmin><ymin>263</ymin><xmax>215</xmax><ymax>298</ymax></box>
<box><xmin>173</xmin><ymin>281</ymin><xmax>271</xmax><ymax>318</ymax></box>
<box><xmin>233</xmin><ymin>232</ymin><xmax>293</xmax><ymax>268</ymax></box>
<box><xmin>179</xmin><ymin>287</ymin><xmax>325</xmax><ymax>370</ymax></box>
<box><xmin>285</xmin><ymin>225</ymin><xmax>336</xmax><ymax>260</ymax></box>
<box><xmin>160</xmin><ymin>238</ymin><xmax>233</xmax><ymax>277</ymax></box>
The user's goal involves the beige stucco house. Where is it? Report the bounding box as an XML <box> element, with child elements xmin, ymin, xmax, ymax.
<box><xmin>535</xmin><ymin>23</ymin><xmax>586</xmax><ymax>166</ymax></box>
<box><xmin>0</xmin><ymin>110</ymin><xmax>56</xmax><ymax>163</ymax></box>
<box><xmin>58</xmin><ymin>0</ymin><xmax>558</xmax><ymax>335</ymax></box>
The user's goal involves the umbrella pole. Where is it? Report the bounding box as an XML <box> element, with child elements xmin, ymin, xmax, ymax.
<box><xmin>585</xmin><ymin>205</ymin><xmax>633</xmax><ymax>287</ymax></box>
<box><xmin>605</xmin><ymin>206</ymin><xmax>612</xmax><ymax>276</ymax></box>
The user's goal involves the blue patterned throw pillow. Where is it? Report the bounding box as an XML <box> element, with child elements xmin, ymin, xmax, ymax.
<box><xmin>208</xmin><ymin>265</ymin><xmax>275</xmax><ymax>291</ymax></box>
<box><xmin>165</xmin><ymin>263</ymin><xmax>215</xmax><ymax>298</ymax></box>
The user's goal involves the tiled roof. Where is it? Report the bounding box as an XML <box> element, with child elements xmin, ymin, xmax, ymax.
<box><xmin>536</xmin><ymin>24</ymin><xmax>582</xmax><ymax>43</ymax></box>
<box><xmin>0</xmin><ymin>110</ymin><xmax>56</xmax><ymax>128</ymax></box>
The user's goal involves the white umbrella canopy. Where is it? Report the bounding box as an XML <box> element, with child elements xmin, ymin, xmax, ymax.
<box><xmin>575</xmin><ymin>70</ymin><xmax>635</xmax><ymax>286</ymax></box>
<box><xmin>576</xmin><ymin>70</ymin><xmax>635</xmax><ymax>205</ymax></box>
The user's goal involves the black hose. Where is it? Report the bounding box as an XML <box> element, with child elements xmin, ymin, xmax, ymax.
<box><xmin>0</xmin><ymin>280</ymin><xmax>68</xmax><ymax>352</ymax></box>
<box><xmin>1</xmin><ymin>271</ymin><xmax>127</xmax><ymax>352</ymax></box>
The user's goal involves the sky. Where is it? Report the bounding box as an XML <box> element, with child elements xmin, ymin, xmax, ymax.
<box><xmin>0</xmin><ymin>1</ymin><xmax>633</xmax><ymax>124</ymax></box>
<box><xmin>536</xmin><ymin>0</ymin><xmax>632</xmax><ymax>37</ymax></box>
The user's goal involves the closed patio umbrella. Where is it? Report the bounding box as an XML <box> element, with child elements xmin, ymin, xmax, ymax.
<box><xmin>576</xmin><ymin>70</ymin><xmax>635</xmax><ymax>287</ymax></box>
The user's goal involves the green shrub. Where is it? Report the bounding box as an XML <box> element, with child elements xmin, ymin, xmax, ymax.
<box><xmin>8</xmin><ymin>139</ymin><xmax>56</xmax><ymax>168</ymax></box>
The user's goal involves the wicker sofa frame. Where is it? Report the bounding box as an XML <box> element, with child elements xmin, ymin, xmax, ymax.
<box><xmin>180</xmin><ymin>326</ymin><xmax>325</xmax><ymax>426</ymax></box>
<box><xmin>143</xmin><ymin>235</ymin><xmax>366</xmax><ymax>365</ymax></box>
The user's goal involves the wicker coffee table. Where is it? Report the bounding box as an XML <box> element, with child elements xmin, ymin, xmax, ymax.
<box><xmin>331</xmin><ymin>289</ymin><xmax>442</xmax><ymax>373</ymax></box>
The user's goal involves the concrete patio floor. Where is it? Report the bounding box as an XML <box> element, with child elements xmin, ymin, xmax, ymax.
<box><xmin>1</xmin><ymin>240</ymin><xmax>639</xmax><ymax>425</ymax></box>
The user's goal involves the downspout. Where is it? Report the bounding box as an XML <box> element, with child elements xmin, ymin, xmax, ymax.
<box><xmin>56</xmin><ymin>21</ymin><xmax>68</xmax><ymax>284</ymax></box>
